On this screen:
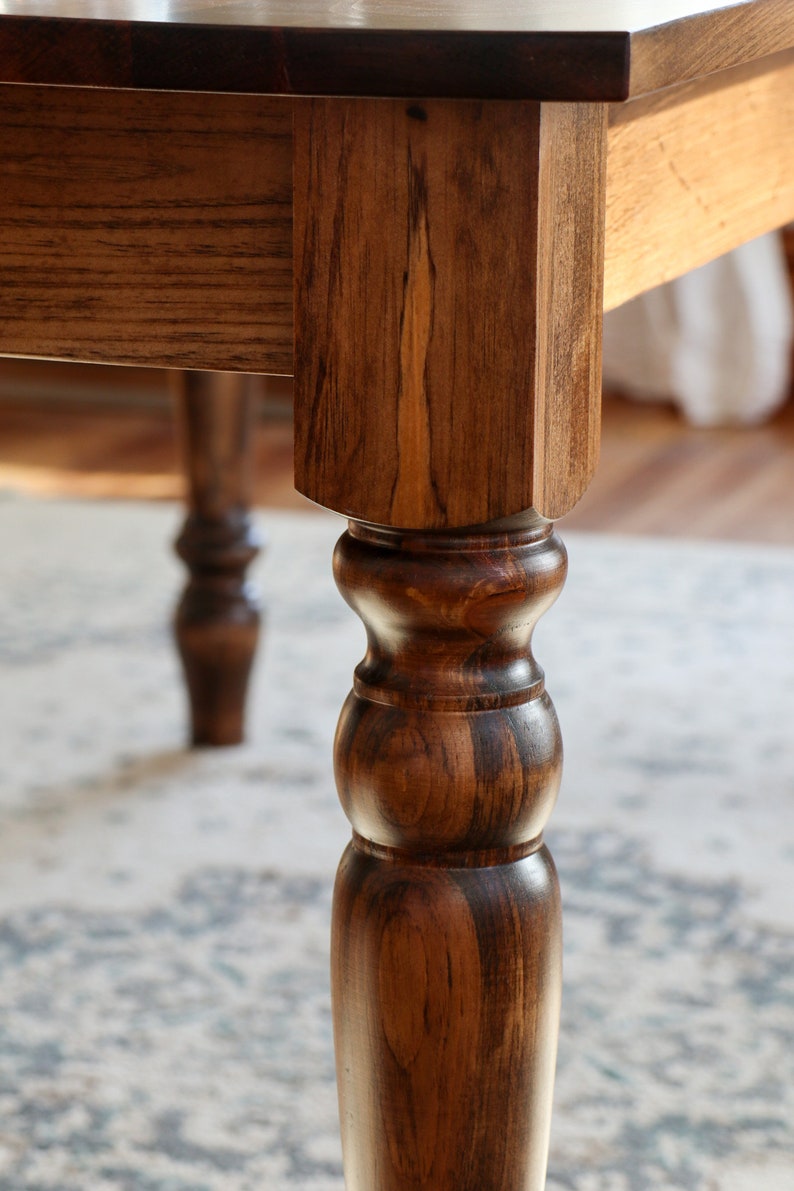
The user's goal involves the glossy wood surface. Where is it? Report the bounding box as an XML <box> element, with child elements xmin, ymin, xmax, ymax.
<box><xmin>0</xmin><ymin>1</ymin><xmax>792</xmax><ymax>100</ymax></box>
<box><xmin>294</xmin><ymin>99</ymin><xmax>605</xmax><ymax>528</ymax></box>
<box><xmin>332</xmin><ymin>517</ymin><xmax>565</xmax><ymax>1189</ymax></box>
<box><xmin>0</xmin><ymin>85</ymin><xmax>293</xmax><ymax>374</ymax></box>
<box><xmin>0</xmin><ymin>0</ymin><xmax>763</xmax><ymax>28</ymax></box>
<box><xmin>173</xmin><ymin>372</ymin><xmax>262</xmax><ymax>747</ymax></box>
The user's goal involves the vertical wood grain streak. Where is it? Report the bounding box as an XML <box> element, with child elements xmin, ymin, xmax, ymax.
<box><xmin>294</xmin><ymin>98</ymin><xmax>608</xmax><ymax>528</ymax></box>
<box><xmin>294</xmin><ymin>99</ymin><xmax>542</xmax><ymax>528</ymax></box>
<box><xmin>392</xmin><ymin>139</ymin><xmax>438</xmax><ymax>524</ymax></box>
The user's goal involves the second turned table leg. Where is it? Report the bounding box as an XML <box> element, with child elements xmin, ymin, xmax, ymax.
<box><xmin>172</xmin><ymin>370</ymin><xmax>262</xmax><ymax>747</ymax></box>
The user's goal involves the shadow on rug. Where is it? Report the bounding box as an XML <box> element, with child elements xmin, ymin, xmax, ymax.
<box><xmin>1</xmin><ymin>495</ymin><xmax>792</xmax><ymax>1190</ymax></box>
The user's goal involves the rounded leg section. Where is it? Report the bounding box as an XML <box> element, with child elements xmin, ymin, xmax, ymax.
<box><xmin>172</xmin><ymin>371</ymin><xmax>262</xmax><ymax>747</ymax></box>
<box><xmin>331</xmin><ymin>517</ymin><xmax>568</xmax><ymax>1191</ymax></box>
<box><xmin>332</xmin><ymin>844</ymin><xmax>562</xmax><ymax>1191</ymax></box>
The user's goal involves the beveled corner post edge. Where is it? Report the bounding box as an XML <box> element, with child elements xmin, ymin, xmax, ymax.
<box><xmin>293</xmin><ymin>98</ymin><xmax>608</xmax><ymax>529</ymax></box>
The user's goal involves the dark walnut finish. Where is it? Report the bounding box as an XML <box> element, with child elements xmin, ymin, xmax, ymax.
<box><xmin>0</xmin><ymin>1</ymin><xmax>792</xmax><ymax>102</ymax></box>
<box><xmin>332</xmin><ymin>518</ymin><xmax>565</xmax><ymax>1190</ymax></box>
<box><xmin>173</xmin><ymin>372</ymin><xmax>262</xmax><ymax>747</ymax></box>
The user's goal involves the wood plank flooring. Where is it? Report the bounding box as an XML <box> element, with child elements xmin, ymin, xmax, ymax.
<box><xmin>1</xmin><ymin>359</ymin><xmax>793</xmax><ymax>544</ymax></box>
<box><xmin>565</xmin><ymin>391</ymin><xmax>794</xmax><ymax>543</ymax></box>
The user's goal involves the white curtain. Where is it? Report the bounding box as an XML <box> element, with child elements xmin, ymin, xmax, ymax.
<box><xmin>602</xmin><ymin>232</ymin><xmax>793</xmax><ymax>426</ymax></box>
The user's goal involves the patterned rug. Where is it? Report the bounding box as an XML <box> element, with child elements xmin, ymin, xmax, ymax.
<box><xmin>1</xmin><ymin>493</ymin><xmax>793</xmax><ymax>1191</ymax></box>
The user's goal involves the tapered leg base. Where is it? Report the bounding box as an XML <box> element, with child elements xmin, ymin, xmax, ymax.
<box><xmin>174</xmin><ymin>513</ymin><xmax>261</xmax><ymax>747</ymax></box>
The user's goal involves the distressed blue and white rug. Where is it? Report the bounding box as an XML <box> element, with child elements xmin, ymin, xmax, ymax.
<box><xmin>0</xmin><ymin>494</ymin><xmax>793</xmax><ymax>1191</ymax></box>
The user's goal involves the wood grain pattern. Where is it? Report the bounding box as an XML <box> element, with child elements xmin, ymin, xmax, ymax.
<box><xmin>628</xmin><ymin>0</ymin><xmax>794</xmax><ymax>97</ymax></box>
<box><xmin>332</xmin><ymin>517</ymin><xmax>566</xmax><ymax>1190</ymax></box>
<box><xmin>604</xmin><ymin>49</ymin><xmax>794</xmax><ymax>311</ymax></box>
<box><xmin>294</xmin><ymin>99</ymin><xmax>606</xmax><ymax>528</ymax></box>
<box><xmin>0</xmin><ymin>2</ymin><xmax>792</xmax><ymax>101</ymax></box>
<box><xmin>173</xmin><ymin>372</ymin><xmax>263</xmax><ymax>746</ymax></box>
<box><xmin>2</xmin><ymin>38</ymin><xmax>791</xmax><ymax>378</ymax></box>
<box><xmin>0</xmin><ymin>85</ymin><xmax>293</xmax><ymax>373</ymax></box>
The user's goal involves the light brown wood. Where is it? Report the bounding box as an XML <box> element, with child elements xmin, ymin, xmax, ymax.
<box><xmin>294</xmin><ymin>99</ymin><xmax>607</xmax><ymax>528</ymax></box>
<box><xmin>534</xmin><ymin>104</ymin><xmax>607</xmax><ymax>518</ymax></box>
<box><xmin>628</xmin><ymin>0</ymin><xmax>794</xmax><ymax>98</ymax></box>
<box><xmin>605</xmin><ymin>49</ymin><xmax>794</xmax><ymax>311</ymax></box>
<box><xmin>4</xmin><ymin>54</ymin><xmax>793</xmax><ymax>377</ymax></box>
<box><xmin>332</xmin><ymin>517</ymin><xmax>565</xmax><ymax>1191</ymax></box>
<box><xmin>0</xmin><ymin>85</ymin><xmax>293</xmax><ymax>373</ymax></box>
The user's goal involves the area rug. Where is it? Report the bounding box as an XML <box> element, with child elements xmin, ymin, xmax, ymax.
<box><xmin>0</xmin><ymin>493</ymin><xmax>792</xmax><ymax>1191</ymax></box>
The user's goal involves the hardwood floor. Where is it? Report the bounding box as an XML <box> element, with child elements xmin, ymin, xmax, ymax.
<box><xmin>1</xmin><ymin>359</ymin><xmax>793</xmax><ymax>543</ymax></box>
<box><xmin>565</xmin><ymin>390</ymin><xmax>794</xmax><ymax>543</ymax></box>
<box><xmin>0</xmin><ymin>364</ymin><xmax>301</xmax><ymax>508</ymax></box>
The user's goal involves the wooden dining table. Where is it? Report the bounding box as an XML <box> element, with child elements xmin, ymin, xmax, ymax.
<box><xmin>2</xmin><ymin>2</ymin><xmax>793</xmax><ymax>1187</ymax></box>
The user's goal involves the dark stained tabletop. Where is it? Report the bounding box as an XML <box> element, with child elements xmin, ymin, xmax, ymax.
<box><xmin>0</xmin><ymin>0</ymin><xmax>792</xmax><ymax>100</ymax></box>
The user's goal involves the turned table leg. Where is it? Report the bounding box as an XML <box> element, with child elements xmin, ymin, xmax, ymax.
<box><xmin>331</xmin><ymin>517</ymin><xmax>566</xmax><ymax>1190</ymax></box>
<box><xmin>293</xmin><ymin>96</ymin><xmax>607</xmax><ymax>1189</ymax></box>
<box><xmin>172</xmin><ymin>370</ymin><xmax>262</xmax><ymax>746</ymax></box>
